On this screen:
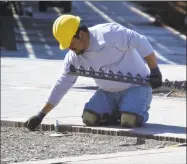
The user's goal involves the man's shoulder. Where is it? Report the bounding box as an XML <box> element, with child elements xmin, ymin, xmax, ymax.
<box><xmin>89</xmin><ymin>23</ymin><xmax>112</xmax><ymax>30</ymax></box>
<box><xmin>64</xmin><ymin>50</ymin><xmax>77</xmax><ymax>63</ymax></box>
<box><xmin>89</xmin><ymin>22</ymin><xmax>126</xmax><ymax>32</ymax></box>
<box><xmin>89</xmin><ymin>22</ymin><xmax>128</xmax><ymax>44</ymax></box>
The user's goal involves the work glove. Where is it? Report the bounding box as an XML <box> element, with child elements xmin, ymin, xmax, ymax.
<box><xmin>150</xmin><ymin>66</ymin><xmax>162</xmax><ymax>89</ymax></box>
<box><xmin>25</xmin><ymin>111</ymin><xmax>46</xmax><ymax>131</ymax></box>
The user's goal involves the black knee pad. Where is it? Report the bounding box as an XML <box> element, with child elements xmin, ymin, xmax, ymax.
<box><xmin>120</xmin><ymin>112</ymin><xmax>144</xmax><ymax>128</ymax></box>
<box><xmin>82</xmin><ymin>110</ymin><xmax>100</xmax><ymax>126</ymax></box>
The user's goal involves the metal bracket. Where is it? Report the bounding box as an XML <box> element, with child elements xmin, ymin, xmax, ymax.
<box><xmin>68</xmin><ymin>64</ymin><xmax>186</xmax><ymax>92</ymax></box>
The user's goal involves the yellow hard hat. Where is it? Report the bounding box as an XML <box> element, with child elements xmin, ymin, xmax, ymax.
<box><xmin>52</xmin><ymin>14</ymin><xmax>81</xmax><ymax>50</ymax></box>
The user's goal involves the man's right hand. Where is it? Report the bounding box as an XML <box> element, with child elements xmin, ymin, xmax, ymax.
<box><xmin>25</xmin><ymin>112</ymin><xmax>46</xmax><ymax>131</ymax></box>
<box><xmin>150</xmin><ymin>66</ymin><xmax>162</xmax><ymax>89</ymax></box>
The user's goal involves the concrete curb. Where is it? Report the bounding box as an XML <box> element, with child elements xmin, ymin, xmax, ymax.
<box><xmin>1</xmin><ymin>120</ymin><xmax>186</xmax><ymax>143</ymax></box>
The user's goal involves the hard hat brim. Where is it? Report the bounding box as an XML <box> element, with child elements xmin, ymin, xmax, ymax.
<box><xmin>59</xmin><ymin>36</ymin><xmax>71</xmax><ymax>50</ymax></box>
<box><xmin>59</xmin><ymin>44</ymin><xmax>66</xmax><ymax>50</ymax></box>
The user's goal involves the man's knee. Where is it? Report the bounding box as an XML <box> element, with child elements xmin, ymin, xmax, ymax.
<box><xmin>82</xmin><ymin>110</ymin><xmax>100</xmax><ymax>126</ymax></box>
<box><xmin>120</xmin><ymin>112</ymin><xmax>144</xmax><ymax>128</ymax></box>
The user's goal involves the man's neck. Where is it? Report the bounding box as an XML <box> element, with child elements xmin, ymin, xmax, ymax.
<box><xmin>85</xmin><ymin>32</ymin><xmax>90</xmax><ymax>50</ymax></box>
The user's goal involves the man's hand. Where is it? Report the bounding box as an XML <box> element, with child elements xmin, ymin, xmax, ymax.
<box><xmin>25</xmin><ymin>112</ymin><xmax>46</xmax><ymax>131</ymax></box>
<box><xmin>150</xmin><ymin>66</ymin><xmax>162</xmax><ymax>89</ymax></box>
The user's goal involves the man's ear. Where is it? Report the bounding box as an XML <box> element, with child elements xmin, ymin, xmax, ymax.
<box><xmin>79</xmin><ymin>31</ymin><xmax>84</xmax><ymax>40</ymax></box>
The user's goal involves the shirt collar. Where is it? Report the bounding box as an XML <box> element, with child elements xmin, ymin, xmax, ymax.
<box><xmin>85</xmin><ymin>28</ymin><xmax>105</xmax><ymax>52</ymax></box>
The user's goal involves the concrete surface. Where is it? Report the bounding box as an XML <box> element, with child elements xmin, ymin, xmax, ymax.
<box><xmin>11</xmin><ymin>147</ymin><xmax>186</xmax><ymax>164</ymax></box>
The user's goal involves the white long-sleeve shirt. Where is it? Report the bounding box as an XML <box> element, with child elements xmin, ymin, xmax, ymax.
<box><xmin>47</xmin><ymin>22</ymin><xmax>154</xmax><ymax>106</ymax></box>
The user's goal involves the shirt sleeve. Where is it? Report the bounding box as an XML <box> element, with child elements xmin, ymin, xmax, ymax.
<box><xmin>46</xmin><ymin>51</ymin><xmax>78</xmax><ymax>107</ymax></box>
<box><xmin>112</xmin><ymin>23</ymin><xmax>154</xmax><ymax>57</ymax></box>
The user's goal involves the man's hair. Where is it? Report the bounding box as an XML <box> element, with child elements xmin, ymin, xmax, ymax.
<box><xmin>74</xmin><ymin>24</ymin><xmax>89</xmax><ymax>38</ymax></box>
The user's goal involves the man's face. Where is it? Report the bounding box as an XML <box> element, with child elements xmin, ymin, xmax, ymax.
<box><xmin>69</xmin><ymin>34</ymin><xmax>86</xmax><ymax>55</ymax></box>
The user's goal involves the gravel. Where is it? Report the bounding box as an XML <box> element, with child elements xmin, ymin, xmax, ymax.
<box><xmin>1</xmin><ymin>126</ymin><xmax>179</xmax><ymax>164</ymax></box>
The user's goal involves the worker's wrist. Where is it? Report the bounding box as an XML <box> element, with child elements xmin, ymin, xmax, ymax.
<box><xmin>150</xmin><ymin>66</ymin><xmax>160</xmax><ymax>73</ymax></box>
<box><xmin>36</xmin><ymin>111</ymin><xmax>46</xmax><ymax>120</ymax></box>
<box><xmin>41</xmin><ymin>103</ymin><xmax>54</xmax><ymax>115</ymax></box>
<box><xmin>148</xmin><ymin>63</ymin><xmax>158</xmax><ymax>69</ymax></box>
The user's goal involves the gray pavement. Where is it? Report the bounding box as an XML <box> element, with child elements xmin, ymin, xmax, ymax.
<box><xmin>1</xmin><ymin>58</ymin><xmax>186</xmax><ymax>140</ymax></box>
<box><xmin>11</xmin><ymin>147</ymin><xmax>186</xmax><ymax>164</ymax></box>
<box><xmin>1</xmin><ymin>1</ymin><xmax>186</xmax><ymax>164</ymax></box>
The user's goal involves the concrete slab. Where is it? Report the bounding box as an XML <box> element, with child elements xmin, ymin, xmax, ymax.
<box><xmin>11</xmin><ymin>147</ymin><xmax>186</xmax><ymax>164</ymax></box>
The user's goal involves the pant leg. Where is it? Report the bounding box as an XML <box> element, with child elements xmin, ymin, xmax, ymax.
<box><xmin>83</xmin><ymin>89</ymin><xmax>118</xmax><ymax>120</ymax></box>
<box><xmin>119</xmin><ymin>86</ymin><xmax>152</xmax><ymax>124</ymax></box>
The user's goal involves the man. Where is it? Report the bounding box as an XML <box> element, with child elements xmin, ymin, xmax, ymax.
<box><xmin>26</xmin><ymin>14</ymin><xmax>162</xmax><ymax>131</ymax></box>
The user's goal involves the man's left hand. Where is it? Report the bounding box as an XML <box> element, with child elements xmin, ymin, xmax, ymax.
<box><xmin>150</xmin><ymin>66</ymin><xmax>162</xmax><ymax>89</ymax></box>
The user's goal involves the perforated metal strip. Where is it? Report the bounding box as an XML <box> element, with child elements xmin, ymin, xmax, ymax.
<box><xmin>68</xmin><ymin>64</ymin><xmax>186</xmax><ymax>92</ymax></box>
